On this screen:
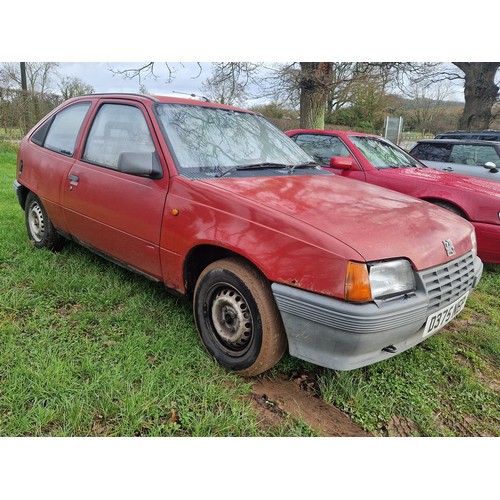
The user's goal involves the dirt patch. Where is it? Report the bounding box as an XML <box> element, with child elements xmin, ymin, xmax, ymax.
<box><xmin>385</xmin><ymin>416</ymin><xmax>420</xmax><ymax>437</ymax></box>
<box><xmin>251</xmin><ymin>373</ymin><xmax>370</xmax><ymax>437</ymax></box>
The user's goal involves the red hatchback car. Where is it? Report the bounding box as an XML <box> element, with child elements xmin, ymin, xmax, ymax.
<box><xmin>286</xmin><ymin>129</ymin><xmax>500</xmax><ymax>264</ymax></box>
<box><xmin>13</xmin><ymin>95</ymin><xmax>483</xmax><ymax>376</ymax></box>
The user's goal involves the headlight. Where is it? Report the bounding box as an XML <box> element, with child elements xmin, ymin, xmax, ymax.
<box><xmin>345</xmin><ymin>259</ymin><xmax>416</xmax><ymax>302</ymax></box>
<box><xmin>471</xmin><ymin>229</ymin><xmax>477</xmax><ymax>259</ymax></box>
<box><xmin>369</xmin><ymin>260</ymin><xmax>416</xmax><ymax>299</ymax></box>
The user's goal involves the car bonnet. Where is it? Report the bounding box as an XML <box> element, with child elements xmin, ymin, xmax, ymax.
<box><xmin>201</xmin><ymin>174</ymin><xmax>474</xmax><ymax>270</ymax></box>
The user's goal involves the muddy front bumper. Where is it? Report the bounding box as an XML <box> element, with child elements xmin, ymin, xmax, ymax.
<box><xmin>272</xmin><ymin>253</ymin><xmax>483</xmax><ymax>371</ymax></box>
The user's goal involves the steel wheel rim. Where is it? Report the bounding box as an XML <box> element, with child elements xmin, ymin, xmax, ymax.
<box><xmin>28</xmin><ymin>203</ymin><xmax>45</xmax><ymax>242</ymax></box>
<box><xmin>207</xmin><ymin>283</ymin><xmax>254</xmax><ymax>355</ymax></box>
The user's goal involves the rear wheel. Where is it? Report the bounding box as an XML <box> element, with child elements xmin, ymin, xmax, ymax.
<box><xmin>193</xmin><ymin>257</ymin><xmax>287</xmax><ymax>377</ymax></box>
<box><xmin>25</xmin><ymin>192</ymin><xmax>65</xmax><ymax>251</ymax></box>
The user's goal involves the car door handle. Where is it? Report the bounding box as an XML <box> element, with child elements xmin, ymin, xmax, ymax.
<box><xmin>69</xmin><ymin>174</ymin><xmax>79</xmax><ymax>183</ymax></box>
<box><xmin>443</xmin><ymin>167</ymin><xmax>454</xmax><ymax>171</ymax></box>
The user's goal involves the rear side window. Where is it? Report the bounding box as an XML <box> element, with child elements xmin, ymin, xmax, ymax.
<box><xmin>83</xmin><ymin>104</ymin><xmax>156</xmax><ymax>170</ymax></box>
<box><xmin>32</xmin><ymin>102</ymin><xmax>91</xmax><ymax>156</ymax></box>
<box><xmin>411</xmin><ymin>143</ymin><xmax>451</xmax><ymax>161</ymax></box>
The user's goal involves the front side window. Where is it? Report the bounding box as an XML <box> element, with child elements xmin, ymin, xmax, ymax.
<box><xmin>83</xmin><ymin>104</ymin><xmax>156</xmax><ymax>170</ymax></box>
<box><xmin>33</xmin><ymin>102</ymin><xmax>91</xmax><ymax>156</ymax></box>
<box><xmin>155</xmin><ymin>103</ymin><xmax>313</xmax><ymax>177</ymax></box>
<box><xmin>292</xmin><ymin>134</ymin><xmax>351</xmax><ymax>165</ymax></box>
<box><xmin>350</xmin><ymin>136</ymin><xmax>421</xmax><ymax>169</ymax></box>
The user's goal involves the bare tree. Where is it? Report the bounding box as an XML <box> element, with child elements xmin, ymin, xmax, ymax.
<box><xmin>108</xmin><ymin>61</ymin><xmax>500</xmax><ymax>132</ymax></box>
<box><xmin>199</xmin><ymin>63</ymin><xmax>253</xmax><ymax>104</ymax></box>
<box><xmin>452</xmin><ymin>62</ymin><xmax>500</xmax><ymax>129</ymax></box>
<box><xmin>405</xmin><ymin>76</ymin><xmax>455</xmax><ymax>135</ymax></box>
<box><xmin>0</xmin><ymin>62</ymin><xmax>60</xmax><ymax>132</ymax></box>
<box><xmin>59</xmin><ymin>76</ymin><xmax>94</xmax><ymax>100</ymax></box>
<box><xmin>200</xmin><ymin>63</ymin><xmax>263</xmax><ymax>105</ymax></box>
<box><xmin>395</xmin><ymin>62</ymin><xmax>500</xmax><ymax>130</ymax></box>
<box><xmin>265</xmin><ymin>62</ymin><xmax>436</xmax><ymax>130</ymax></box>
<box><xmin>109</xmin><ymin>62</ymin><xmax>203</xmax><ymax>87</ymax></box>
<box><xmin>1</xmin><ymin>62</ymin><xmax>59</xmax><ymax>95</ymax></box>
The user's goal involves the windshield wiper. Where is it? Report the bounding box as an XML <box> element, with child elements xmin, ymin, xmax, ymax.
<box><xmin>287</xmin><ymin>161</ymin><xmax>320</xmax><ymax>174</ymax></box>
<box><xmin>382</xmin><ymin>164</ymin><xmax>413</xmax><ymax>169</ymax></box>
<box><xmin>215</xmin><ymin>161</ymin><xmax>319</xmax><ymax>178</ymax></box>
<box><xmin>215</xmin><ymin>162</ymin><xmax>282</xmax><ymax>178</ymax></box>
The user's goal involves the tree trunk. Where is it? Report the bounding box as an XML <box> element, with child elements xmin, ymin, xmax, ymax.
<box><xmin>20</xmin><ymin>62</ymin><xmax>30</xmax><ymax>134</ymax></box>
<box><xmin>299</xmin><ymin>63</ymin><xmax>332</xmax><ymax>129</ymax></box>
<box><xmin>454</xmin><ymin>62</ymin><xmax>500</xmax><ymax>130</ymax></box>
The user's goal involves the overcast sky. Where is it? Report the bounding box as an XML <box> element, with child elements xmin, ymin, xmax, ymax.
<box><xmin>57</xmin><ymin>62</ymin><xmax>211</xmax><ymax>96</ymax></box>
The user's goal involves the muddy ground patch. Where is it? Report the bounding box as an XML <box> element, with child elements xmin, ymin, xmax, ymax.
<box><xmin>250</xmin><ymin>373</ymin><xmax>370</xmax><ymax>437</ymax></box>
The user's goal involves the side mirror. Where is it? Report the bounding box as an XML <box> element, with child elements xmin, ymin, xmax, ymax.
<box><xmin>329</xmin><ymin>156</ymin><xmax>353</xmax><ymax>170</ymax></box>
<box><xmin>117</xmin><ymin>151</ymin><xmax>163</xmax><ymax>179</ymax></box>
<box><xmin>484</xmin><ymin>161</ymin><xmax>498</xmax><ymax>173</ymax></box>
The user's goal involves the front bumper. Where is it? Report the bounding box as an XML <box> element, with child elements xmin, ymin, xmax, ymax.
<box><xmin>272</xmin><ymin>253</ymin><xmax>483</xmax><ymax>371</ymax></box>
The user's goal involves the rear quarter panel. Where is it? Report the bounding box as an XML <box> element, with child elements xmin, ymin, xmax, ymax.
<box><xmin>17</xmin><ymin>139</ymin><xmax>75</xmax><ymax>232</ymax></box>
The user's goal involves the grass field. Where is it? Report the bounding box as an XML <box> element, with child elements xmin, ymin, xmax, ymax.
<box><xmin>0</xmin><ymin>140</ymin><xmax>498</xmax><ymax>437</ymax></box>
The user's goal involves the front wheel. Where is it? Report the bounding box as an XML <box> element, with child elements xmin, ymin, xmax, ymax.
<box><xmin>193</xmin><ymin>257</ymin><xmax>287</xmax><ymax>377</ymax></box>
<box><xmin>430</xmin><ymin>200</ymin><xmax>465</xmax><ymax>218</ymax></box>
<box><xmin>25</xmin><ymin>192</ymin><xmax>65</xmax><ymax>251</ymax></box>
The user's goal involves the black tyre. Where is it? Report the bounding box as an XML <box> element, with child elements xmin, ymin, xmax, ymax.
<box><xmin>193</xmin><ymin>257</ymin><xmax>287</xmax><ymax>377</ymax></box>
<box><xmin>25</xmin><ymin>192</ymin><xmax>65</xmax><ymax>251</ymax></box>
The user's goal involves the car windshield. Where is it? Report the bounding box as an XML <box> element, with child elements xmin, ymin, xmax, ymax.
<box><xmin>350</xmin><ymin>136</ymin><xmax>422</xmax><ymax>169</ymax></box>
<box><xmin>154</xmin><ymin>103</ymin><xmax>314</xmax><ymax>177</ymax></box>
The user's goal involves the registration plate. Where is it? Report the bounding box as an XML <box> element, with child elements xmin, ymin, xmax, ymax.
<box><xmin>423</xmin><ymin>292</ymin><xmax>469</xmax><ymax>338</ymax></box>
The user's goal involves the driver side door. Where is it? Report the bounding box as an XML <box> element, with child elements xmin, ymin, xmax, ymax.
<box><xmin>63</xmin><ymin>100</ymin><xmax>168</xmax><ymax>280</ymax></box>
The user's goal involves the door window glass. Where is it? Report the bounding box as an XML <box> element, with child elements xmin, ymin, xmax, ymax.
<box><xmin>83</xmin><ymin>104</ymin><xmax>156</xmax><ymax>169</ymax></box>
<box><xmin>293</xmin><ymin>134</ymin><xmax>351</xmax><ymax>164</ymax></box>
<box><xmin>474</xmin><ymin>145</ymin><xmax>500</xmax><ymax>166</ymax></box>
<box><xmin>412</xmin><ymin>143</ymin><xmax>451</xmax><ymax>161</ymax></box>
<box><xmin>450</xmin><ymin>144</ymin><xmax>500</xmax><ymax>167</ymax></box>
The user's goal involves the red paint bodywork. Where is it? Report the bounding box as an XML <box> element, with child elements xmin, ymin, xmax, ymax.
<box><xmin>286</xmin><ymin>129</ymin><xmax>500</xmax><ymax>264</ymax></box>
<box><xmin>15</xmin><ymin>96</ymin><xmax>478</xmax><ymax>303</ymax></box>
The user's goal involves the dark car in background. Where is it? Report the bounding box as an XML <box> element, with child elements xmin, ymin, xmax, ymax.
<box><xmin>435</xmin><ymin>130</ymin><xmax>500</xmax><ymax>141</ymax></box>
<box><xmin>409</xmin><ymin>139</ymin><xmax>500</xmax><ymax>181</ymax></box>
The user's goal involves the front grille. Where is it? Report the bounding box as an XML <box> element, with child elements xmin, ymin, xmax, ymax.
<box><xmin>419</xmin><ymin>252</ymin><xmax>476</xmax><ymax>315</ymax></box>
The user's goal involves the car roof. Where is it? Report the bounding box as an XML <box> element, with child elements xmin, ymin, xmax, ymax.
<box><xmin>69</xmin><ymin>92</ymin><xmax>253</xmax><ymax>114</ymax></box>
<box><xmin>436</xmin><ymin>129</ymin><xmax>500</xmax><ymax>135</ymax></box>
<box><xmin>286</xmin><ymin>129</ymin><xmax>378</xmax><ymax>138</ymax></box>
<box><xmin>415</xmin><ymin>138</ymin><xmax>500</xmax><ymax>147</ymax></box>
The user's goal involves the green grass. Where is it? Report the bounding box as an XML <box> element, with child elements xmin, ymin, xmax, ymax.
<box><xmin>1</xmin><ymin>140</ymin><xmax>498</xmax><ymax>436</ymax></box>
